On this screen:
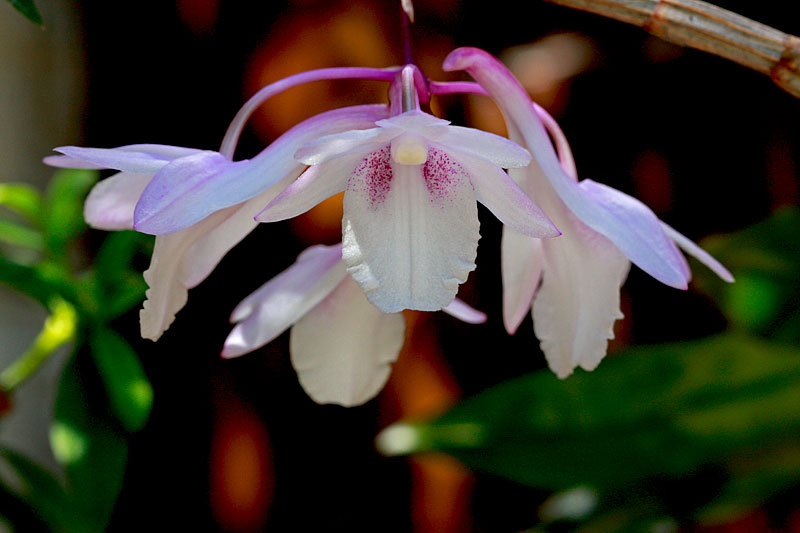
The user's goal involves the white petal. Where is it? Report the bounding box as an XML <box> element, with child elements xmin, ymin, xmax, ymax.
<box><xmin>448</xmin><ymin>148</ymin><xmax>559</xmax><ymax>238</ymax></box>
<box><xmin>222</xmin><ymin>246</ymin><xmax>347</xmax><ymax>358</ymax></box>
<box><xmin>342</xmin><ymin>147</ymin><xmax>480</xmax><ymax>312</ymax></box>
<box><xmin>375</xmin><ymin>110</ymin><xmax>450</xmax><ymax>135</ymax></box>
<box><xmin>442</xmin><ymin>298</ymin><xmax>487</xmax><ymax>324</ymax></box>
<box><xmin>290</xmin><ymin>277</ymin><xmax>405</xmax><ymax>406</ymax></box>
<box><xmin>139</xmin><ymin>171</ymin><xmax>305</xmax><ymax>340</ymax></box>
<box><xmin>501</xmin><ymin>227</ymin><xmax>544</xmax><ymax>334</ymax></box>
<box><xmin>256</xmin><ymin>147</ymin><xmax>375</xmax><ymax>223</ymax></box>
<box><xmin>183</xmin><ymin>169</ymin><xmax>301</xmax><ymax>288</ymax></box>
<box><xmin>660</xmin><ymin>222</ymin><xmax>735</xmax><ymax>283</ymax></box>
<box><xmin>294</xmin><ymin>128</ymin><xmax>396</xmax><ymax>165</ymax></box>
<box><xmin>438</xmin><ymin>126</ymin><xmax>532</xmax><ymax>168</ymax></box>
<box><xmin>532</xmin><ymin>216</ymin><xmax>630</xmax><ymax>378</ymax></box>
<box><xmin>84</xmin><ymin>172</ymin><xmax>152</xmax><ymax>230</ymax></box>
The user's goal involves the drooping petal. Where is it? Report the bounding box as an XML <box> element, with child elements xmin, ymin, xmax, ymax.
<box><xmin>182</xmin><ymin>170</ymin><xmax>301</xmax><ymax>288</ymax></box>
<box><xmin>222</xmin><ymin>245</ymin><xmax>347</xmax><ymax>358</ymax></box>
<box><xmin>52</xmin><ymin>146</ymin><xmax>180</xmax><ymax>174</ymax></box>
<box><xmin>579</xmin><ymin>179</ymin><xmax>690</xmax><ymax>287</ymax></box>
<box><xmin>442</xmin><ymin>298</ymin><xmax>487</xmax><ymax>324</ymax></box>
<box><xmin>532</xmin><ymin>216</ymin><xmax>630</xmax><ymax>378</ymax></box>
<box><xmin>343</xmin><ymin>147</ymin><xmax>480</xmax><ymax>312</ymax></box>
<box><xmin>661</xmin><ymin>222</ymin><xmax>735</xmax><ymax>283</ymax></box>
<box><xmin>289</xmin><ymin>276</ymin><xmax>405</xmax><ymax>407</ymax></box>
<box><xmin>84</xmin><ymin>172</ymin><xmax>152</xmax><ymax>230</ymax></box>
<box><xmin>135</xmin><ymin>104</ymin><xmax>391</xmax><ymax>235</ymax></box>
<box><xmin>501</xmin><ymin>227</ymin><xmax>544</xmax><ymax>335</ymax></box>
<box><xmin>256</xmin><ymin>146</ymin><xmax>375</xmax><ymax>223</ymax></box>
<box><xmin>437</xmin><ymin>126</ymin><xmax>532</xmax><ymax>168</ymax></box>
<box><xmin>444</xmin><ymin>47</ymin><xmax>690</xmax><ymax>289</ymax></box>
<box><xmin>139</xmin><ymin>173</ymin><xmax>302</xmax><ymax>340</ymax></box>
<box><xmin>447</xmin><ymin>148</ymin><xmax>559</xmax><ymax>238</ymax></box>
<box><xmin>134</xmin><ymin>151</ymin><xmax>232</xmax><ymax>234</ymax></box>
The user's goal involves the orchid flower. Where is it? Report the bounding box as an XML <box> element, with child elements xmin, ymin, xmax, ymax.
<box><xmin>44</xmin><ymin>68</ymin><xmax>407</xmax><ymax>340</ymax></box>
<box><xmin>440</xmin><ymin>47</ymin><xmax>734</xmax><ymax>378</ymax></box>
<box><xmin>257</xmin><ymin>66</ymin><xmax>560</xmax><ymax>314</ymax></box>
<box><xmin>222</xmin><ymin>243</ymin><xmax>486</xmax><ymax>407</ymax></box>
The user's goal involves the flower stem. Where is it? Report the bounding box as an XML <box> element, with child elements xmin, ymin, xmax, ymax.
<box><xmin>220</xmin><ymin>67</ymin><xmax>401</xmax><ymax>159</ymax></box>
<box><xmin>0</xmin><ymin>298</ymin><xmax>77</xmax><ymax>391</ymax></box>
<box><xmin>543</xmin><ymin>0</ymin><xmax>800</xmax><ymax>99</ymax></box>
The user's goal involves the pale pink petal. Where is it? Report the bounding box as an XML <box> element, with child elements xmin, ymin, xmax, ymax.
<box><xmin>375</xmin><ymin>110</ymin><xmax>450</xmax><ymax>135</ymax></box>
<box><xmin>447</xmin><ymin>148</ymin><xmax>559</xmax><ymax>238</ymax></box>
<box><xmin>84</xmin><ymin>172</ymin><xmax>152</xmax><ymax>230</ymax></box>
<box><xmin>661</xmin><ymin>222</ymin><xmax>735</xmax><ymax>283</ymax></box>
<box><xmin>444</xmin><ymin>47</ymin><xmax>690</xmax><ymax>289</ymax></box>
<box><xmin>294</xmin><ymin>127</ymin><xmax>396</xmax><ymax>165</ymax></box>
<box><xmin>501</xmin><ymin>227</ymin><xmax>544</xmax><ymax>334</ymax></box>
<box><xmin>442</xmin><ymin>298</ymin><xmax>487</xmax><ymax>324</ymax></box>
<box><xmin>135</xmin><ymin>104</ymin><xmax>391</xmax><ymax>235</ymax></box>
<box><xmin>342</xmin><ymin>147</ymin><xmax>480</xmax><ymax>312</ymax></box>
<box><xmin>44</xmin><ymin>155</ymin><xmax>105</xmax><ymax>169</ymax></box>
<box><xmin>437</xmin><ymin>126</ymin><xmax>532</xmax><ymax>168</ymax></box>
<box><xmin>134</xmin><ymin>151</ymin><xmax>232</xmax><ymax>234</ymax></box>
<box><xmin>533</xmin><ymin>216</ymin><xmax>630</xmax><ymax>378</ymax></box>
<box><xmin>182</xmin><ymin>170</ymin><xmax>302</xmax><ymax>288</ymax></box>
<box><xmin>52</xmin><ymin>146</ymin><xmax>176</xmax><ymax>174</ymax></box>
<box><xmin>290</xmin><ymin>276</ymin><xmax>405</xmax><ymax>406</ymax></box>
<box><xmin>401</xmin><ymin>0</ymin><xmax>414</xmax><ymax>21</ymax></box>
<box><xmin>256</xmin><ymin>146</ymin><xmax>374</xmax><ymax>223</ymax></box>
<box><xmin>579</xmin><ymin>179</ymin><xmax>690</xmax><ymax>287</ymax></box>
<box><xmin>222</xmin><ymin>245</ymin><xmax>346</xmax><ymax>358</ymax></box>
<box><xmin>139</xmin><ymin>170</ymin><xmax>306</xmax><ymax>340</ymax></box>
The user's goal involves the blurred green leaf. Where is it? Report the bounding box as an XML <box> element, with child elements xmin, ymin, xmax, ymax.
<box><xmin>697</xmin><ymin>443</ymin><xmax>800</xmax><ymax>525</ymax></box>
<box><xmin>51</xmin><ymin>352</ymin><xmax>128</xmax><ymax>532</ymax></box>
<box><xmin>4</xmin><ymin>0</ymin><xmax>42</xmax><ymax>25</ymax></box>
<box><xmin>0</xmin><ymin>448</ymin><xmax>72</xmax><ymax>529</ymax></box>
<box><xmin>0</xmin><ymin>183</ymin><xmax>42</xmax><ymax>222</ymax></box>
<box><xmin>89</xmin><ymin>328</ymin><xmax>153</xmax><ymax>432</ymax></box>
<box><xmin>42</xmin><ymin>169</ymin><xmax>97</xmax><ymax>257</ymax></box>
<box><xmin>0</xmin><ymin>297</ymin><xmax>77</xmax><ymax>391</ymax></box>
<box><xmin>693</xmin><ymin>207</ymin><xmax>800</xmax><ymax>336</ymax></box>
<box><xmin>94</xmin><ymin>231</ymin><xmax>151</xmax><ymax>282</ymax></box>
<box><xmin>382</xmin><ymin>334</ymin><xmax>800</xmax><ymax>494</ymax></box>
<box><xmin>93</xmin><ymin>231</ymin><xmax>150</xmax><ymax>319</ymax></box>
<box><xmin>0</xmin><ymin>257</ymin><xmax>60</xmax><ymax>306</ymax></box>
<box><xmin>0</xmin><ymin>219</ymin><xmax>41</xmax><ymax>250</ymax></box>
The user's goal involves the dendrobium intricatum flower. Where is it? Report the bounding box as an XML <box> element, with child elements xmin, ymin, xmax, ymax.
<box><xmin>440</xmin><ymin>47</ymin><xmax>733</xmax><ymax>378</ymax></box>
<box><xmin>44</xmin><ymin>41</ymin><xmax>732</xmax><ymax>404</ymax></box>
<box><xmin>258</xmin><ymin>66</ymin><xmax>559</xmax><ymax>313</ymax></box>
<box><xmin>222</xmin><ymin>243</ymin><xmax>486</xmax><ymax>406</ymax></box>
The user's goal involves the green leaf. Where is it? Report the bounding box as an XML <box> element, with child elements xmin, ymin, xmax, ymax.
<box><xmin>93</xmin><ymin>231</ymin><xmax>150</xmax><ymax>319</ymax></box>
<box><xmin>4</xmin><ymin>0</ymin><xmax>42</xmax><ymax>26</ymax></box>
<box><xmin>42</xmin><ymin>169</ymin><xmax>97</xmax><ymax>257</ymax></box>
<box><xmin>89</xmin><ymin>328</ymin><xmax>153</xmax><ymax>432</ymax></box>
<box><xmin>692</xmin><ymin>207</ymin><xmax>800</xmax><ymax>336</ymax></box>
<box><xmin>381</xmin><ymin>334</ymin><xmax>800</xmax><ymax>495</ymax></box>
<box><xmin>0</xmin><ymin>183</ymin><xmax>42</xmax><ymax>222</ymax></box>
<box><xmin>0</xmin><ymin>297</ymin><xmax>78</xmax><ymax>391</ymax></box>
<box><xmin>697</xmin><ymin>443</ymin><xmax>800</xmax><ymax>525</ymax></box>
<box><xmin>0</xmin><ymin>218</ymin><xmax>42</xmax><ymax>250</ymax></box>
<box><xmin>0</xmin><ymin>448</ymin><xmax>71</xmax><ymax>528</ymax></box>
<box><xmin>51</xmin><ymin>351</ymin><xmax>128</xmax><ymax>532</ymax></box>
<box><xmin>0</xmin><ymin>257</ymin><xmax>61</xmax><ymax>306</ymax></box>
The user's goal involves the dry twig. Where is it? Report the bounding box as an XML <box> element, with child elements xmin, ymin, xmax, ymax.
<box><xmin>543</xmin><ymin>0</ymin><xmax>800</xmax><ymax>98</ymax></box>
